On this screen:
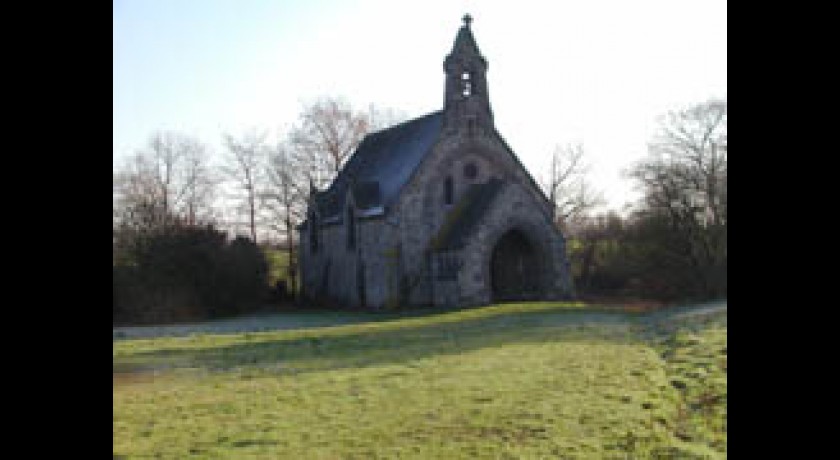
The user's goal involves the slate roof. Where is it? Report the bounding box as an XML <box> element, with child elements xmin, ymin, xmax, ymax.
<box><xmin>313</xmin><ymin>110</ymin><xmax>443</xmax><ymax>222</ymax></box>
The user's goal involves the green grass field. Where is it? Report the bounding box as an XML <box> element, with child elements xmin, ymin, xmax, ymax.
<box><xmin>113</xmin><ymin>302</ymin><xmax>726</xmax><ymax>459</ymax></box>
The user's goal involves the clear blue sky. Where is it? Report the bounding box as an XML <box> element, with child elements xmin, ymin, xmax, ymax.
<box><xmin>114</xmin><ymin>0</ymin><xmax>727</xmax><ymax>212</ymax></box>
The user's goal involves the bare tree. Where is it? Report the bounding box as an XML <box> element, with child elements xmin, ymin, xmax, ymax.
<box><xmin>262</xmin><ymin>144</ymin><xmax>308</xmax><ymax>292</ymax></box>
<box><xmin>261</xmin><ymin>144</ymin><xmax>309</xmax><ymax>294</ymax></box>
<box><xmin>179</xmin><ymin>138</ymin><xmax>219</xmax><ymax>226</ymax></box>
<box><xmin>114</xmin><ymin>132</ymin><xmax>216</xmax><ymax>233</ymax></box>
<box><xmin>222</xmin><ymin>130</ymin><xmax>268</xmax><ymax>244</ymax></box>
<box><xmin>629</xmin><ymin>99</ymin><xmax>727</xmax><ymax>298</ymax></box>
<box><xmin>366</xmin><ymin>103</ymin><xmax>408</xmax><ymax>132</ymax></box>
<box><xmin>284</xmin><ymin>97</ymin><xmax>409</xmax><ymax>191</ymax></box>
<box><xmin>541</xmin><ymin>143</ymin><xmax>606</xmax><ymax>230</ymax></box>
<box><xmin>114</xmin><ymin>153</ymin><xmax>161</xmax><ymax>231</ymax></box>
<box><xmin>113</xmin><ymin>132</ymin><xmax>217</xmax><ymax>267</ymax></box>
<box><xmin>288</xmin><ymin>97</ymin><xmax>372</xmax><ymax>189</ymax></box>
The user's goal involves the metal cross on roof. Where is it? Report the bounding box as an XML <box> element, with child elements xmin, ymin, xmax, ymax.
<box><xmin>463</xmin><ymin>14</ymin><xmax>473</xmax><ymax>27</ymax></box>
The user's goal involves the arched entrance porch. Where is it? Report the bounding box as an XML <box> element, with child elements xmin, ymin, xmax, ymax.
<box><xmin>489</xmin><ymin>228</ymin><xmax>544</xmax><ymax>301</ymax></box>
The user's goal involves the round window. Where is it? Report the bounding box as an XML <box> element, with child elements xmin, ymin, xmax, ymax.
<box><xmin>464</xmin><ymin>162</ymin><xmax>478</xmax><ymax>180</ymax></box>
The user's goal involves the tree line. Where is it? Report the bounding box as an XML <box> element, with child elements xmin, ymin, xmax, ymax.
<box><xmin>113</xmin><ymin>97</ymin><xmax>405</xmax><ymax>324</ymax></box>
<box><xmin>552</xmin><ymin>99</ymin><xmax>727</xmax><ymax>301</ymax></box>
<box><xmin>113</xmin><ymin>96</ymin><xmax>725</xmax><ymax>324</ymax></box>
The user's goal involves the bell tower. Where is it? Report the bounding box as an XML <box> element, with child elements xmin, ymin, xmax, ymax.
<box><xmin>443</xmin><ymin>14</ymin><xmax>494</xmax><ymax>136</ymax></box>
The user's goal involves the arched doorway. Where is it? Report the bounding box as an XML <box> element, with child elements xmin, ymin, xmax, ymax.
<box><xmin>490</xmin><ymin>228</ymin><xmax>542</xmax><ymax>301</ymax></box>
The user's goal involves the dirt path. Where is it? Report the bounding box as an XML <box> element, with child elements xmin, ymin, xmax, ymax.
<box><xmin>113</xmin><ymin>310</ymin><xmax>386</xmax><ymax>341</ymax></box>
<box><xmin>113</xmin><ymin>301</ymin><xmax>727</xmax><ymax>341</ymax></box>
<box><xmin>641</xmin><ymin>300</ymin><xmax>727</xmax><ymax>323</ymax></box>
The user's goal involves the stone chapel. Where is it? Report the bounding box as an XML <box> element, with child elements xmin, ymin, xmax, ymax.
<box><xmin>298</xmin><ymin>15</ymin><xmax>574</xmax><ymax>308</ymax></box>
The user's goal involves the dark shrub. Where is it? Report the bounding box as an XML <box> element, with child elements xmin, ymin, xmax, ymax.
<box><xmin>113</xmin><ymin>224</ymin><xmax>269</xmax><ymax>325</ymax></box>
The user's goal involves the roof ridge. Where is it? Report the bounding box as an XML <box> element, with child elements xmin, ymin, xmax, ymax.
<box><xmin>367</xmin><ymin>110</ymin><xmax>443</xmax><ymax>137</ymax></box>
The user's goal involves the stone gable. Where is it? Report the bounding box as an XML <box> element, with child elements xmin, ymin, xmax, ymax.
<box><xmin>299</xmin><ymin>16</ymin><xmax>573</xmax><ymax>309</ymax></box>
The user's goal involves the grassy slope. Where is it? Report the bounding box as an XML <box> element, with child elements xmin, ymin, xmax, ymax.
<box><xmin>113</xmin><ymin>302</ymin><xmax>726</xmax><ymax>459</ymax></box>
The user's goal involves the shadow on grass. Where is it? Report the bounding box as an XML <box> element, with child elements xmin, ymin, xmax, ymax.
<box><xmin>116</xmin><ymin>302</ymin><xmax>727</xmax><ymax>380</ymax></box>
<box><xmin>113</xmin><ymin>302</ymin><xmax>549</xmax><ymax>340</ymax></box>
<box><xmin>116</xmin><ymin>303</ymin><xmax>665</xmax><ymax>377</ymax></box>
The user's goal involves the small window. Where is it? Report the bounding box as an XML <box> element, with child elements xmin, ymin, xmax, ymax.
<box><xmin>462</xmin><ymin>72</ymin><xmax>471</xmax><ymax>97</ymax></box>
<box><xmin>464</xmin><ymin>162</ymin><xmax>477</xmax><ymax>180</ymax></box>
<box><xmin>444</xmin><ymin>176</ymin><xmax>454</xmax><ymax>205</ymax></box>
